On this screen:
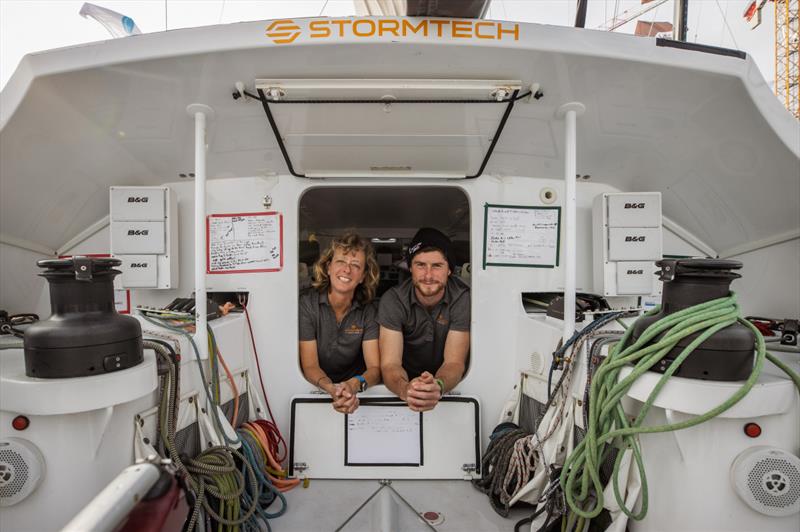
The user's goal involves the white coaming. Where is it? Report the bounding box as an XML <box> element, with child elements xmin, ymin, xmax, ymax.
<box><xmin>0</xmin><ymin>351</ymin><xmax>157</xmax><ymax>415</ymax></box>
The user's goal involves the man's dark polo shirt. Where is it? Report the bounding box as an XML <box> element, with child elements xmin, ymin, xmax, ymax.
<box><xmin>299</xmin><ymin>289</ymin><xmax>379</xmax><ymax>382</ymax></box>
<box><xmin>377</xmin><ymin>276</ymin><xmax>470</xmax><ymax>379</ymax></box>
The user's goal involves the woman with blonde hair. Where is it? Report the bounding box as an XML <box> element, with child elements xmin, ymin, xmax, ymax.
<box><xmin>298</xmin><ymin>232</ymin><xmax>381</xmax><ymax>413</ymax></box>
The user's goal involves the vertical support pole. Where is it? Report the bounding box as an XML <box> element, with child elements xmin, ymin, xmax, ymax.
<box><xmin>556</xmin><ymin>102</ymin><xmax>585</xmax><ymax>344</ymax></box>
<box><xmin>574</xmin><ymin>0</ymin><xmax>588</xmax><ymax>28</ymax></box>
<box><xmin>673</xmin><ymin>0</ymin><xmax>689</xmax><ymax>42</ymax></box>
<box><xmin>186</xmin><ymin>104</ymin><xmax>214</xmax><ymax>359</ymax></box>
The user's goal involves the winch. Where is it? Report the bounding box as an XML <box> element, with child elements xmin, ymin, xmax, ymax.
<box><xmin>23</xmin><ymin>256</ymin><xmax>143</xmax><ymax>378</ymax></box>
<box><xmin>628</xmin><ymin>258</ymin><xmax>755</xmax><ymax>381</ymax></box>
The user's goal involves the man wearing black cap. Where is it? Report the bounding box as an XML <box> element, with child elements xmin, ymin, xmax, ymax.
<box><xmin>378</xmin><ymin>227</ymin><xmax>470</xmax><ymax>412</ymax></box>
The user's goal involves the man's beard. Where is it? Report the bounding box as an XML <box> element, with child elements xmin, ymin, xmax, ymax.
<box><xmin>414</xmin><ymin>279</ymin><xmax>445</xmax><ymax>298</ymax></box>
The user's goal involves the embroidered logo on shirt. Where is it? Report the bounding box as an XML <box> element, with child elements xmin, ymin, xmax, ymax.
<box><xmin>344</xmin><ymin>324</ymin><xmax>364</xmax><ymax>335</ymax></box>
<box><xmin>436</xmin><ymin>313</ymin><xmax>449</xmax><ymax>326</ymax></box>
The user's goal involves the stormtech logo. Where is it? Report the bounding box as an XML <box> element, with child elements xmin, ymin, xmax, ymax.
<box><xmin>266</xmin><ymin>18</ymin><xmax>520</xmax><ymax>45</ymax></box>
<box><xmin>265</xmin><ymin>20</ymin><xmax>301</xmax><ymax>44</ymax></box>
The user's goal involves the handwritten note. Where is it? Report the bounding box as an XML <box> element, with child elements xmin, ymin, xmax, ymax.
<box><xmin>484</xmin><ymin>205</ymin><xmax>560</xmax><ymax>267</ymax></box>
<box><xmin>346</xmin><ymin>405</ymin><xmax>421</xmax><ymax>465</ymax></box>
<box><xmin>207</xmin><ymin>213</ymin><xmax>283</xmax><ymax>273</ymax></box>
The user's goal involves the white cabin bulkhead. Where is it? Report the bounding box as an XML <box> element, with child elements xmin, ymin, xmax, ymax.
<box><xmin>0</xmin><ymin>12</ymin><xmax>798</xmax><ymax>532</ymax></box>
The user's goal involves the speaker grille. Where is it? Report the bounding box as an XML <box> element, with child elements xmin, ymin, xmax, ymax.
<box><xmin>529</xmin><ymin>352</ymin><xmax>544</xmax><ymax>376</ymax></box>
<box><xmin>747</xmin><ymin>457</ymin><xmax>800</xmax><ymax>509</ymax></box>
<box><xmin>732</xmin><ymin>446</ymin><xmax>800</xmax><ymax>517</ymax></box>
<box><xmin>0</xmin><ymin>448</ymin><xmax>28</xmax><ymax>500</ymax></box>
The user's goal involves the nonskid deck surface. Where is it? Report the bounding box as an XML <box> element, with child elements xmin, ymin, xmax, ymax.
<box><xmin>275</xmin><ymin>479</ymin><xmax>530</xmax><ymax>531</ymax></box>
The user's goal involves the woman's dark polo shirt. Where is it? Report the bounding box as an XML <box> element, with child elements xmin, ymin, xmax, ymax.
<box><xmin>377</xmin><ymin>276</ymin><xmax>470</xmax><ymax>379</ymax></box>
<box><xmin>298</xmin><ymin>289</ymin><xmax>379</xmax><ymax>382</ymax></box>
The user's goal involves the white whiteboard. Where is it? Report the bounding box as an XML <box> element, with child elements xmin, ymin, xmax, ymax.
<box><xmin>346</xmin><ymin>405</ymin><xmax>422</xmax><ymax>466</ymax></box>
<box><xmin>207</xmin><ymin>212</ymin><xmax>283</xmax><ymax>273</ymax></box>
<box><xmin>483</xmin><ymin>205</ymin><xmax>560</xmax><ymax>267</ymax></box>
<box><xmin>290</xmin><ymin>395</ymin><xmax>479</xmax><ymax>479</ymax></box>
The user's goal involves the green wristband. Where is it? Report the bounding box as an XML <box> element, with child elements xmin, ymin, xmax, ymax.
<box><xmin>435</xmin><ymin>378</ymin><xmax>445</xmax><ymax>396</ymax></box>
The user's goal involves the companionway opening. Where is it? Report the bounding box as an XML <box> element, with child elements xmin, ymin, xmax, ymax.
<box><xmin>297</xmin><ymin>185</ymin><xmax>472</xmax><ymax>382</ymax></box>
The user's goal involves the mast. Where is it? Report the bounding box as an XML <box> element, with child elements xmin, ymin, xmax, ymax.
<box><xmin>673</xmin><ymin>0</ymin><xmax>689</xmax><ymax>41</ymax></box>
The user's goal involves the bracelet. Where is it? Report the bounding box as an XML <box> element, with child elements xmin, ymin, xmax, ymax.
<box><xmin>435</xmin><ymin>378</ymin><xmax>445</xmax><ymax>397</ymax></box>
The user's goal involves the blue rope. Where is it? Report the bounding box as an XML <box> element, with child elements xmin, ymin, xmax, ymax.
<box><xmin>236</xmin><ymin>429</ymin><xmax>289</xmax><ymax>531</ymax></box>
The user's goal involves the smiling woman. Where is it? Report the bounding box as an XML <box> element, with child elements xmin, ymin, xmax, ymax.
<box><xmin>298</xmin><ymin>232</ymin><xmax>381</xmax><ymax>413</ymax></box>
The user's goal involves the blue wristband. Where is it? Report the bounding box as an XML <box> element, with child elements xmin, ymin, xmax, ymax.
<box><xmin>355</xmin><ymin>374</ymin><xmax>367</xmax><ymax>392</ymax></box>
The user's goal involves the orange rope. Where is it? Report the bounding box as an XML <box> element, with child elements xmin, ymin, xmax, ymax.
<box><xmin>242</xmin><ymin>422</ymin><xmax>300</xmax><ymax>491</ymax></box>
<box><xmin>215</xmin><ymin>344</ymin><xmax>239</xmax><ymax>426</ymax></box>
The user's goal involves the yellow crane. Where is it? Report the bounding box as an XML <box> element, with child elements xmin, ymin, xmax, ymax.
<box><xmin>746</xmin><ymin>0</ymin><xmax>799</xmax><ymax>118</ymax></box>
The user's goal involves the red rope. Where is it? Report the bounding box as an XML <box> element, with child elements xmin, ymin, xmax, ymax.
<box><xmin>243</xmin><ymin>303</ymin><xmax>288</xmax><ymax>463</ymax></box>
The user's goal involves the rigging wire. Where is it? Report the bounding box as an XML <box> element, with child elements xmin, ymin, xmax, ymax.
<box><xmin>218</xmin><ymin>0</ymin><xmax>226</xmax><ymax>24</ymax></box>
<box><xmin>692</xmin><ymin>0</ymin><xmax>704</xmax><ymax>43</ymax></box>
<box><xmin>714</xmin><ymin>0</ymin><xmax>740</xmax><ymax>49</ymax></box>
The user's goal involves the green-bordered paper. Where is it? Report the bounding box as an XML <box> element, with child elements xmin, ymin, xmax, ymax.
<box><xmin>482</xmin><ymin>203</ymin><xmax>561</xmax><ymax>269</ymax></box>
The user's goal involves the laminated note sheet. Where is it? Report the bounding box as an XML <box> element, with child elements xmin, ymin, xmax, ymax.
<box><xmin>207</xmin><ymin>212</ymin><xmax>283</xmax><ymax>273</ymax></box>
<box><xmin>345</xmin><ymin>404</ymin><xmax>422</xmax><ymax>466</ymax></box>
<box><xmin>482</xmin><ymin>204</ymin><xmax>561</xmax><ymax>268</ymax></box>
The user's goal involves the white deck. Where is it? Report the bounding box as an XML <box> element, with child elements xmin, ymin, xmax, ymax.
<box><xmin>277</xmin><ymin>479</ymin><xmax>530</xmax><ymax>531</ymax></box>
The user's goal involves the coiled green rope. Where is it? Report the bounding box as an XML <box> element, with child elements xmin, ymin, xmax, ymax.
<box><xmin>560</xmin><ymin>293</ymin><xmax>769</xmax><ymax>520</ymax></box>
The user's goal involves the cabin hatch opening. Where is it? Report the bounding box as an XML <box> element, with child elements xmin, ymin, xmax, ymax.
<box><xmin>298</xmin><ymin>186</ymin><xmax>471</xmax><ymax>300</ymax></box>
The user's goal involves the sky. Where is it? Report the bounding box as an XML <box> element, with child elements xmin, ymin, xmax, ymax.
<box><xmin>0</xmin><ymin>0</ymin><xmax>776</xmax><ymax>92</ymax></box>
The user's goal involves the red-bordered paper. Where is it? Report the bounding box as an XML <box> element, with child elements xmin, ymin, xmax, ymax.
<box><xmin>206</xmin><ymin>212</ymin><xmax>283</xmax><ymax>274</ymax></box>
<box><xmin>58</xmin><ymin>253</ymin><xmax>131</xmax><ymax>313</ymax></box>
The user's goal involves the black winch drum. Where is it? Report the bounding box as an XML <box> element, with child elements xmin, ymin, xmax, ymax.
<box><xmin>23</xmin><ymin>256</ymin><xmax>143</xmax><ymax>378</ymax></box>
<box><xmin>628</xmin><ymin>258</ymin><xmax>754</xmax><ymax>381</ymax></box>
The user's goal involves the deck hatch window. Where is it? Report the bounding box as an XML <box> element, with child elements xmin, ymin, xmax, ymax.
<box><xmin>251</xmin><ymin>79</ymin><xmax>534</xmax><ymax>178</ymax></box>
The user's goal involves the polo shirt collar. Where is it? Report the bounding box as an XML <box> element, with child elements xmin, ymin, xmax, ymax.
<box><xmin>320</xmin><ymin>289</ymin><xmax>362</xmax><ymax>310</ymax></box>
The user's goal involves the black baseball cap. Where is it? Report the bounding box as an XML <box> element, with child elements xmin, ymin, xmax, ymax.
<box><xmin>406</xmin><ymin>227</ymin><xmax>453</xmax><ymax>271</ymax></box>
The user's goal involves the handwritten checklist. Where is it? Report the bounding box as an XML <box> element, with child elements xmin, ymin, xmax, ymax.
<box><xmin>483</xmin><ymin>205</ymin><xmax>560</xmax><ymax>268</ymax></box>
<box><xmin>346</xmin><ymin>405</ymin><xmax>422</xmax><ymax>466</ymax></box>
<box><xmin>207</xmin><ymin>212</ymin><xmax>283</xmax><ymax>273</ymax></box>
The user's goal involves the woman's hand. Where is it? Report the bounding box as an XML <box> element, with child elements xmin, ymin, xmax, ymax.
<box><xmin>331</xmin><ymin>381</ymin><xmax>359</xmax><ymax>414</ymax></box>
